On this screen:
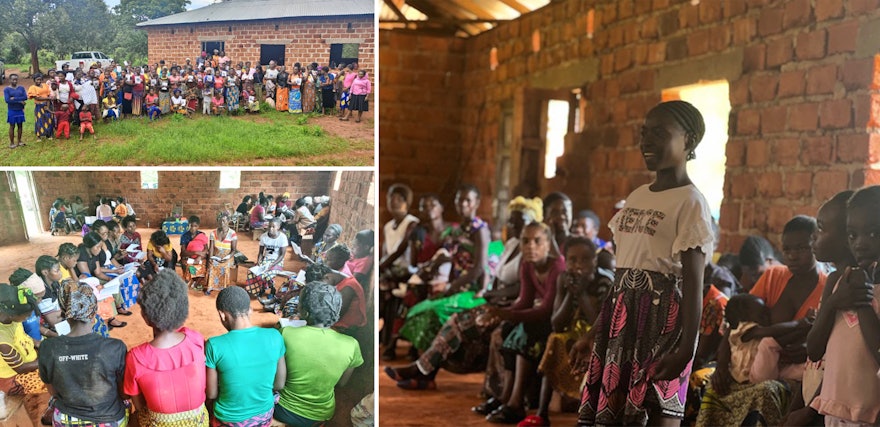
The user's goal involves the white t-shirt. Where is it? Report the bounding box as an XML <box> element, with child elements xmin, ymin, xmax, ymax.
<box><xmin>265</xmin><ymin>69</ymin><xmax>278</xmax><ymax>81</ymax></box>
<box><xmin>382</xmin><ymin>214</ymin><xmax>419</xmax><ymax>269</ymax></box>
<box><xmin>259</xmin><ymin>232</ymin><xmax>289</xmax><ymax>262</ymax></box>
<box><xmin>608</xmin><ymin>184</ymin><xmax>713</xmax><ymax>276</ymax></box>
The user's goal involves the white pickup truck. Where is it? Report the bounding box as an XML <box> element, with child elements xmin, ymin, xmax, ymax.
<box><xmin>55</xmin><ymin>51</ymin><xmax>113</xmax><ymax>72</ymax></box>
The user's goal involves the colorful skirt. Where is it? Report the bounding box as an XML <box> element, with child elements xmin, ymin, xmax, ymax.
<box><xmin>339</xmin><ymin>92</ymin><xmax>349</xmax><ymax>111</ymax></box>
<box><xmin>35</xmin><ymin>103</ymin><xmax>54</xmax><ymax>137</ymax></box>
<box><xmin>416</xmin><ymin>305</ymin><xmax>498</xmax><ymax>375</ymax></box>
<box><xmin>0</xmin><ymin>370</ymin><xmax>46</xmax><ymax>395</ymax></box>
<box><xmin>254</xmin><ymin>83</ymin><xmax>263</xmax><ymax>102</ymax></box>
<box><xmin>159</xmin><ymin>92</ymin><xmax>171</xmax><ymax>114</ymax></box>
<box><xmin>275</xmin><ymin>87</ymin><xmax>289</xmax><ymax>112</ymax></box>
<box><xmin>209</xmin><ymin>407</ymin><xmax>273</xmax><ymax>427</ymax></box>
<box><xmin>695</xmin><ymin>380</ymin><xmax>791</xmax><ymax>426</ymax></box>
<box><xmin>537</xmin><ymin>320</ymin><xmax>591</xmax><ymax>400</ymax></box>
<box><xmin>579</xmin><ymin>268</ymin><xmax>691</xmax><ymax>425</ymax></box>
<box><xmin>208</xmin><ymin>254</ymin><xmax>236</xmax><ymax>290</ymax></box>
<box><xmin>182</xmin><ymin>259</ymin><xmax>207</xmax><ymax>283</ymax></box>
<box><xmin>244</xmin><ymin>259</ymin><xmax>282</xmax><ymax>296</ymax></box>
<box><xmin>137</xmin><ymin>404</ymin><xmax>209</xmax><ymax>427</ymax></box>
<box><xmin>302</xmin><ymin>82</ymin><xmax>315</xmax><ymax>113</ymax></box>
<box><xmin>53</xmin><ymin>407</ymin><xmax>129</xmax><ymax>427</ymax></box>
<box><xmin>226</xmin><ymin>86</ymin><xmax>240</xmax><ymax>111</ymax></box>
<box><xmin>399</xmin><ymin>291</ymin><xmax>486</xmax><ymax>351</ymax></box>
<box><xmin>131</xmin><ymin>91</ymin><xmax>144</xmax><ymax>116</ymax></box>
<box><xmin>289</xmin><ymin>89</ymin><xmax>302</xmax><ymax>114</ymax></box>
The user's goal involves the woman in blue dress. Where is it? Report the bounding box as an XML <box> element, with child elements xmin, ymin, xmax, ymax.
<box><xmin>4</xmin><ymin>74</ymin><xmax>28</xmax><ymax>148</ymax></box>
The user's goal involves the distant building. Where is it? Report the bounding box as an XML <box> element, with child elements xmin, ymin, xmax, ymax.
<box><xmin>138</xmin><ymin>0</ymin><xmax>374</xmax><ymax>72</ymax></box>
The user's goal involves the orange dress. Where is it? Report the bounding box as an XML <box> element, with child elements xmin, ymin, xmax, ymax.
<box><xmin>749</xmin><ymin>264</ymin><xmax>826</xmax><ymax>320</ymax></box>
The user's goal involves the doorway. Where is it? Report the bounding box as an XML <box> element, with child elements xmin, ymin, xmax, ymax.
<box><xmin>13</xmin><ymin>171</ymin><xmax>42</xmax><ymax>239</ymax></box>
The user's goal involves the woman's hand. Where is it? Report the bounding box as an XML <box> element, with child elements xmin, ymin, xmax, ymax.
<box><xmin>709</xmin><ymin>363</ymin><xmax>734</xmax><ymax>396</ymax></box>
<box><xmin>569</xmin><ymin>334</ymin><xmax>595</xmax><ymax>375</ymax></box>
<box><xmin>831</xmin><ymin>268</ymin><xmax>874</xmax><ymax>310</ymax></box>
<box><xmin>651</xmin><ymin>349</ymin><xmax>691</xmax><ymax>381</ymax></box>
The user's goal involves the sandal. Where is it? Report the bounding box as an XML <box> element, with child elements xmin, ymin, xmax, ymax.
<box><xmin>384</xmin><ymin>366</ymin><xmax>404</xmax><ymax>381</ymax></box>
<box><xmin>396</xmin><ymin>378</ymin><xmax>436</xmax><ymax>390</ymax></box>
<box><xmin>117</xmin><ymin>309</ymin><xmax>133</xmax><ymax>316</ymax></box>
<box><xmin>472</xmin><ymin>397</ymin><xmax>503</xmax><ymax>415</ymax></box>
<box><xmin>108</xmin><ymin>320</ymin><xmax>127</xmax><ymax>329</ymax></box>
<box><xmin>487</xmin><ymin>405</ymin><xmax>526</xmax><ymax>424</ymax></box>
<box><xmin>517</xmin><ymin>415</ymin><xmax>550</xmax><ymax>427</ymax></box>
<box><xmin>8</xmin><ymin>144</ymin><xmax>16</xmax><ymax>149</ymax></box>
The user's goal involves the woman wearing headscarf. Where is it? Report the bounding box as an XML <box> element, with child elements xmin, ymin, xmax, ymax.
<box><xmin>313</xmin><ymin>224</ymin><xmax>343</xmax><ymax>264</ymax></box>
<box><xmin>0</xmin><ymin>283</ymin><xmax>44</xmax><ymax>396</ymax></box>
<box><xmin>275</xmin><ymin>282</ymin><xmax>364</xmax><ymax>426</ymax></box>
<box><xmin>38</xmin><ymin>282</ymin><xmax>128</xmax><ymax>427</ymax></box>
<box><xmin>206</xmin><ymin>212</ymin><xmax>239</xmax><ymax>296</ymax></box>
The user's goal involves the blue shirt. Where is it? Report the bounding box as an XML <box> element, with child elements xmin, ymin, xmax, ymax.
<box><xmin>4</xmin><ymin>86</ymin><xmax>27</xmax><ymax>111</ymax></box>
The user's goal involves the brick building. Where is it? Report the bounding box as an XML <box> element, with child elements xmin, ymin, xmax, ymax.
<box><xmin>0</xmin><ymin>170</ymin><xmax>375</xmax><ymax>248</ymax></box>
<box><xmin>380</xmin><ymin>0</ymin><xmax>880</xmax><ymax>253</ymax></box>
<box><xmin>138</xmin><ymin>0</ymin><xmax>375</xmax><ymax>74</ymax></box>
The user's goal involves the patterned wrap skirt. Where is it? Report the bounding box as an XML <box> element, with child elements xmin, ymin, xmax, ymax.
<box><xmin>137</xmin><ymin>404</ymin><xmax>209</xmax><ymax>427</ymax></box>
<box><xmin>53</xmin><ymin>407</ymin><xmax>129</xmax><ymax>427</ymax></box>
<box><xmin>35</xmin><ymin>103</ymin><xmax>54</xmax><ymax>137</ymax></box>
<box><xmin>275</xmin><ymin>87</ymin><xmax>289</xmax><ymax>112</ymax></box>
<box><xmin>579</xmin><ymin>268</ymin><xmax>692</xmax><ymax>425</ymax></box>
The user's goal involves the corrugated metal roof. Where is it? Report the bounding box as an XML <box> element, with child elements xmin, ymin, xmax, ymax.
<box><xmin>137</xmin><ymin>0</ymin><xmax>374</xmax><ymax>27</ymax></box>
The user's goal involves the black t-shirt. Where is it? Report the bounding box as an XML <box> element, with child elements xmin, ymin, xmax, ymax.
<box><xmin>76</xmin><ymin>246</ymin><xmax>107</xmax><ymax>277</ymax></box>
<box><xmin>277</xmin><ymin>72</ymin><xmax>289</xmax><ymax>88</ymax></box>
<box><xmin>38</xmin><ymin>333</ymin><xmax>127</xmax><ymax>422</ymax></box>
<box><xmin>236</xmin><ymin>202</ymin><xmax>249</xmax><ymax>216</ymax></box>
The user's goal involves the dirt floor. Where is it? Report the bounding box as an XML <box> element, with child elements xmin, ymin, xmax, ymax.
<box><xmin>378</xmin><ymin>342</ymin><xmax>579</xmax><ymax>427</ymax></box>
<box><xmin>0</xmin><ymin>229</ymin><xmax>373</xmax><ymax>426</ymax></box>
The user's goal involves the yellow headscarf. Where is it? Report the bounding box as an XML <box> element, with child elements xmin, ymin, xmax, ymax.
<box><xmin>508</xmin><ymin>196</ymin><xmax>543</xmax><ymax>223</ymax></box>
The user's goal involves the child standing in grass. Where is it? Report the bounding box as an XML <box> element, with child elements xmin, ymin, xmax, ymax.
<box><xmin>201</xmin><ymin>78</ymin><xmax>213</xmax><ymax>115</ymax></box>
<box><xmin>78</xmin><ymin>107</ymin><xmax>94</xmax><ymax>141</ymax></box>
<box><xmin>54</xmin><ymin>103</ymin><xmax>74</xmax><ymax>140</ymax></box>
<box><xmin>211</xmin><ymin>90</ymin><xmax>224</xmax><ymax>116</ymax></box>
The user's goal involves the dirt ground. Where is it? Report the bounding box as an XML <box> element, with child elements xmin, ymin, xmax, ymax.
<box><xmin>378</xmin><ymin>342</ymin><xmax>579</xmax><ymax>427</ymax></box>
<box><xmin>0</xmin><ymin>229</ymin><xmax>373</xmax><ymax>426</ymax></box>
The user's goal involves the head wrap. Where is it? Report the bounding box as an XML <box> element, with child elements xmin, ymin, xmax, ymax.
<box><xmin>508</xmin><ymin>196</ymin><xmax>543</xmax><ymax>223</ymax></box>
<box><xmin>0</xmin><ymin>283</ymin><xmax>36</xmax><ymax>316</ymax></box>
<box><xmin>326</xmin><ymin>224</ymin><xmax>343</xmax><ymax>237</ymax></box>
<box><xmin>59</xmin><ymin>281</ymin><xmax>97</xmax><ymax>322</ymax></box>
<box><xmin>301</xmin><ymin>282</ymin><xmax>342</xmax><ymax>326</ymax></box>
<box><xmin>282</xmin><ymin>192</ymin><xmax>290</xmax><ymax>199</ymax></box>
<box><xmin>20</xmin><ymin>274</ymin><xmax>46</xmax><ymax>296</ymax></box>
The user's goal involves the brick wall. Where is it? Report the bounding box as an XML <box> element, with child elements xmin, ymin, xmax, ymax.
<box><xmin>378</xmin><ymin>32</ymin><xmax>467</xmax><ymax>227</ymax></box>
<box><xmin>32</xmin><ymin>171</ymin><xmax>92</xmax><ymax>231</ymax></box>
<box><xmin>329</xmin><ymin>170</ymin><xmax>376</xmax><ymax>247</ymax></box>
<box><xmin>145</xmin><ymin>16</ymin><xmax>375</xmax><ymax>76</ymax></box>
<box><xmin>0</xmin><ymin>173</ymin><xmax>27</xmax><ymax>246</ymax></box>
<box><xmin>380</xmin><ymin>0</ymin><xmax>880</xmax><ymax>252</ymax></box>
<box><xmin>33</xmin><ymin>171</ymin><xmax>334</xmax><ymax>231</ymax></box>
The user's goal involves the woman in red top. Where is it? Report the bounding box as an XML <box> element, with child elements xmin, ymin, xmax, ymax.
<box><xmin>124</xmin><ymin>270</ymin><xmax>208</xmax><ymax>426</ymax></box>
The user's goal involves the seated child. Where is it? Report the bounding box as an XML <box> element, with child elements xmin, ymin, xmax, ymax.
<box><xmin>211</xmin><ymin>90</ymin><xmax>224</xmax><ymax>115</ymax></box>
<box><xmin>102</xmin><ymin>91</ymin><xmax>119</xmax><ymax>122</ymax></box>
<box><xmin>171</xmin><ymin>89</ymin><xmax>187</xmax><ymax>114</ymax></box>
<box><xmin>78</xmin><ymin>107</ymin><xmax>94</xmax><ymax>141</ymax></box>
<box><xmin>54</xmin><ymin>103</ymin><xmax>74</xmax><ymax>139</ymax></box>
<box><xmin>726</xmin><ymin>294</ymin><xmax>804</xmax><ymax>384</ymax></box>
<box><xmin>145</xmin><ymin>89</ymin><xmax>160</xmax><ymax>121</ymax></box>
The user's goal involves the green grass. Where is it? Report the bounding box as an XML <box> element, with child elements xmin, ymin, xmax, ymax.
<box><xmin>0</xmin><ymin>100</ymin><xmax>373</xmax><ymax>166</ymax></box>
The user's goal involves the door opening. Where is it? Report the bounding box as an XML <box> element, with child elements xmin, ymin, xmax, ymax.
<box><xmin>13</xmin><ymin>171</ymin><xmax>42</xmax><ymax>239</ymax></box>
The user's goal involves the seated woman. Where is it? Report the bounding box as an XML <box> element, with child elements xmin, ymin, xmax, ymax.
<box><xmin>700</xmin><ymin>216</ymin><xmax>827</xmax><ymax>426</ymax></box>
<box><xmin>346</xmin><ymin>229</ymin><xmax>375</xmax><ymax>287</ymax></box>
<box><xmin>322</xmin><ymin>245</ymin><xmax>367</xmax><ymax>335</ymax></box>
<box><xmin>180</xmin><ymin>215</ymin><xmax>209</xmax><ymax>290</ymax></box>
<box><xmin>313</xmin><ymin>224</ymin><xmax>343</xmax><ymax>264</ymax></box>
<box><xmin>143</xmin><ymin>230</ymin><xmax>177</xmax><ymax>282</ymax></box>
<box><xmin>246</xmin><ymin>218</ymin><xmax>288</xmax><ymax>298</ymax></box>
<box><xmin>275</xmin><ymin>282</ymin><xmax>364</xmax><ymax>426</ymax></box>
<box><xmin>124</xmin><ymin>270</ymin><xmax>208</xmax><ymax>426</ymax></box>
<box><xmin>0</xmin><ymin>283</ymin><xmax>44</xmax><ymax>397</ymax></box>
<box><xmin>35</xmin><ymin>256</ymin><xmax>64</xmax><ymax>329</ymax></box>
<box><xmin>96</xmin><ymin>197</ymin><xmax>113</xmax><ymax>222</ymax></box>
<box><xmin>39</xmin><ymin>281</ymin><xmax>128</xmax><ymax>426</ymax></box>
<box><xmin>56</xmin><ymin>243</ymin><xmax>110</xmax><ymax>337</ymax></box>
<box><xmin>76</xmin><ymin>232</ymin><xmax>127</xmax><ymax>329</ymax></box>
<box><xmin>90</xmin><ymin>220</ymin><xmax>134</xmax><ymax>315</ymax></box>
<box><xmin>113</xmin><ymin>197</ymin><xmax>128</xmax><ymax>220</ymax></box>
<box><xmin>206</xmin><ymin>212</ymin><xmax>239</xmax><ymax>296</ymax></box>
<box><xmin>250</xmin><ymin>196</ymin><xmax>269</xmax><ymax>230</ymax></box>
<box><xmin>289</xmin><ymin>197</ymin><xmax>316</xmax><ymax>245</ymax></box>
<box><xmin>385</xmin><ymin>196</ymin><xmax>540</xmax><ymax>388</ymax></box>
<box><xmin>9</xmin><ymin>268</ymin><xmax>59</xmax><ymax>347</ymax></box>
<box><xmin>521</xmin><ymin>237</ymin><xmax>611</xmax><ymax>427</ymax></box>
<box><xmin>119</xmin><ymin>215</ymin><xmax>142</xmax><ymax>264</ymax></box>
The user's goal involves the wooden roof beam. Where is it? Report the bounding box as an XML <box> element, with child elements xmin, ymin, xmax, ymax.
<box><xmin>497</xmin><ymin>0</ymin><xmax>530</xmax><ymax>14</ymax></box>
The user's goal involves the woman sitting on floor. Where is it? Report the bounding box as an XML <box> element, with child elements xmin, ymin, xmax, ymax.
<box><xmin>0</xmin><ymin>283</ymin><xmax>44</xmax><ymax>397</ymax></box>
<box><xmin>205</xmin><ymin>212</ymin><xmax>239</xmax><ymax>296</ymax></box>
<box><xmin>180</xmin><ymin>216</ymin><xmax>209</xmax><ymax>290</ymax></box>
<box><xmin>75</xmin><ymin>232</ymin><xmax>128</xmax><ymax>329</ymax></box>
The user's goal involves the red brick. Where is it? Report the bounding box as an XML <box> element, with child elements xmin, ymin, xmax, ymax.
<box><xmin>828</xmin><ymin>20</ymin><xmax>859</xmax><ymax>54</ymax></box>
<box><xmin>743</xmin><ymin>44</ymin><xmax>766</xmax><ymax>72</ymax></box>
<box><xmin>719</xmin><ymin>201</ymin><xmax>741</xmax><ymax>232</ymax></box>
<box><xmin>618</xmin><ymin>0</ymin><xmax>634</xmax><ymax>19</ymax></box>
<box><xmin>699</xmin><ymin>0</ymin><xmax>722</xmax><ymax>24</ymax></box>
<box><xmin>732</xmin><ymin>17</ymin><xmax>755</xmax><ymax>44</ymax></box>
<box><xmin>646</xmin><ymin>42</ymin><xmax>666</xmax><ymax>64</ymax></box>
<box><xmin>796</xmin><ymin>30</ymin><xmax>827</xmax><ymax>60</ymax></box>
<box><xmin>730</xmin><ymin>172</ymin><xmax>756</xmax><ymax>199</ymax></box>
<box><xmin>815</xmin><ymin>0</ymin><xmax>844</xmax><ymax>21</ymax></box>
<box><xmin>841</xmin><ymin>58</ymin><xmax>874</xmax><ymax>91</ymax></box>
<box><xmin>652</xmin><ymin>0</ymin><xmax>670</xmax><ymax>11</ymax></box>
<box><xmin>741</xmin><ymin>200</ymin><xmax>766</xmax><ymax>228</ymax></box>
<box><xmin>768</xmin><ymin>204</ymin><xmax>794</xmax><ymax>232</ymax></box>
<box><xmin>783</xmin><ymin>0</ymin><xmax>811</xmax><ymax>30</ymax></box>
<box><xmin>773</xmin><ymin>138</ymin><xmax>801</xmax><ymax>166</ymax></box>
<box><xmin>726</xmin><ymin>139</ymin><xmax>746</xmax><ymax>167</ymax></box>
<box><xmin>865</xmin><ymin>169</ymin><xmax>880</xmax><ymax>186</ymax></box>
<box><xmin>758</xmin><ymin>171</ymin><xmax>783</xmax><ymax>197</ymax></box>
<box><xmin>746</xmin><ymin>139</ymin><xmax>769</xmax><ymax>166</ymax></box>
<box><xmin>710</xmin><ymin>24</ymin><xmax>732</xmax><ymax>52</ymax></box>
<box><xmin>785</xmin><ymin>171</ymin><xmax>813</xmax><ymax>198</ymax></box>
<box><xmin>778</xmin><ymin>70</ymin><xmax>805</xmax><ymax>98</ymax></box>
<box><xmin>805</xmin><ymin>64</ymin><xmax>838</xmax><ymax>95</ymax></box>
<box><xmin>614</xmin><ymin>47</ymin><xmax>634</xmax><ymax>71</ymax></box>
<box><xmin>849</xmin><ymin>0</ymin><xmax>880</xmax><ymax>14</ymax></box>
<box><xmin>761</xmin><ymin>106</ymin><xmax>787</xmax><ymax>134</ymax></box>
<box><xmin>804</xmin><ymin>136</ymin><xmax>834</xmax><ymax>165</ymax></box>
<box><xmin>679</xmin><ymin>4</ymin><xmax>699</xmax><ymax>29</ymax></box>
<box><xmin>730</xmin><ymin>78</ymin><xmax>750</xmax><ymax>106</ymax></box>
<box><xmin>819</xmin><ymin>99</ymin><xmax>853</xmax><ymax>129</ymax></box>
<box><xmin>688</xmin><ymin>29</ymin><xmax>710</xmax><ymax>56</ymax></box>
<box><xmin>750</xmin><ymin>73</ymin><xmax>778</xmax><ymax>102</ymax></box>
<box><xmin>870</xmin><ymin>134</ymin><xmax>880</xmax><ymax>164</ymax></box>
<box><xmin>723</xmin><ymin>0</ymin><xmax>747</xmax><ymax>18</ymax></box>
<box><xmin>765</xmin><ymin>37</ymin><xmax>793</xmax><ymax>68</ymax></box>
<box><xmin>813</xmin><ymin>170</ymin><xmax>849</xmax><ymax>202</ymax></box>
<box><xmin>856</xmin><ymin>93</ymin><xmax>873</xmax><ymax>128</ymax></box>
<box><xmin>737</xmin><ymin>109</ymin><xmax>761</xmax><ymax>135</ymax></box>
<box><xmin>837</xmin><ymin>134</ymin><xmax>869</xmax><ymax>163</ymax></box>
<box><xmin>758</xmin><ymin>7</ymin><xmax>784</xmax><ymax>37</ymax></box>
<box><xmin>788</xmin><ymin>103</ymin><xmax>820</xmax><ymax>131</ymax></box>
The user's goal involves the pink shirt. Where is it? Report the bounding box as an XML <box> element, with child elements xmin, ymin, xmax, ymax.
<box><xmin>343</xmin><ymin>72</ymin><xmax>357</xmax><ymax>90</ymax></box>
<box><xmin>123</xmin><ymin>328</ymin><xmax>207</xmax><ymax>414</ymax></box>
<box><xmin>350</xmin><ymin>75</ymin><xmax>371</xmax><ymax>96</ymax></box>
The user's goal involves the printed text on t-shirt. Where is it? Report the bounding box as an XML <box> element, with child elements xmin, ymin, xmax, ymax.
<box><xmin>617</xmin><ymin>208</ymin><xmax>666</xmax><ymax>236</ymax></box>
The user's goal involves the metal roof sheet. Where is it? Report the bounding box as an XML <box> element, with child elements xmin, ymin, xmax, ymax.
<box><xmin>138</xmin><ymin>0</ymin><xmax>374</xmax><ymax>27</ymax></box>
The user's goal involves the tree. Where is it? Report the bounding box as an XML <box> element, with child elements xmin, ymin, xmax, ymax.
<box><xmin>0</xmin><ymin>0</ymin><xmax>56</xmax><ymax>74</ymax></box>
<box><xmin>113</xmin><ymin>0</ymin><xmax>190</xmax><ymax>23</ymax></box>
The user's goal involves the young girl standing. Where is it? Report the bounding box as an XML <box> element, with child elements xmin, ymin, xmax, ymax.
<box><xmin>578</xmin><ymin>101</ymin><xmax>713</xmax><ymax>426</ymax></box>
<box><xmin>808</xmin><ymin>186</ymin><xmax>880</xmax><ymax>425</ymax></box>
